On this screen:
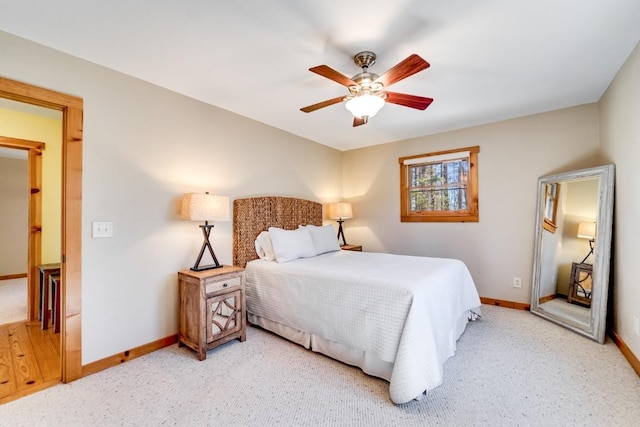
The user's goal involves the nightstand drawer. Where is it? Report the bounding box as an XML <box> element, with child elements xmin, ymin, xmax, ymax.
<box><xmin>205</xmin><ymin>276</ymin><xmax>242</xmax><ymax>294</ymax></box>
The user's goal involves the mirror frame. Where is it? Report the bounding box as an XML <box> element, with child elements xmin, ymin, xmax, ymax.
<box><xmin>530</xmin><ymin>164</ymin><xmax>615</xmax><ymax>343</ymax></box>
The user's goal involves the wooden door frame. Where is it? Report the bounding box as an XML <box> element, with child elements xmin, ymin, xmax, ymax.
<box><xmin>0</xmin><ymin>136</ymin><xmax>44</xmax><ymax>322</ymax></box>
<box><xmin>0</xmin><ymin>76</ymin><xmax>83</xmax><ymax>382</ymax></box>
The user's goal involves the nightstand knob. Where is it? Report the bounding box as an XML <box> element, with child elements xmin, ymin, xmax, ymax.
<box><xmin>223</xmin><ymin>283</ymin><xmax>228</xmax><ymax>287</ymax></box>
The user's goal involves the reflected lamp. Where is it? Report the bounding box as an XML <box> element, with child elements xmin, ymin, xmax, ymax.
<box><xmin>577</xmin><ymin>221</ymin><xmax>596</xmax><ymax>264</ymax></box>
<box><xmin>181</xmin><ymin>192</ymin><xmax>230</xmax><ymax>271</ymax></box>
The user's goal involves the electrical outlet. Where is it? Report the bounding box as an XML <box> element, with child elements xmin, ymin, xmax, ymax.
<box><xmin>92</xmin><ymin>221</ymin><xmax>114</xmax><ymax>238</ymax></box>
<box><xmin>634</xmin><ymin>315</ymin><xmax>640</xmax><ymax>336</ymax></box>
<box><xmin>513</xmin><ymin>277</ymin><xmax>522</xmax><ymax>289</ymax></box>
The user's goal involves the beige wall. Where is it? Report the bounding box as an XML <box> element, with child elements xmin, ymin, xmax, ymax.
<box><xmin>342</xmin><ymin>104</ymin><xmax>602</xmax><ymax>303</ymax></box>
<box><xmin>0</xmin><ymin>107</ymin><xmax>63</xmax><ymax>265</ymax></box>
<box><xmin>599</xmin><ymin>41</ymin><xmax>640</xmax><ymax>358</ymax></box>
<box><xmin>0</xmin><ymin>157</ymin><xmax>28</xmax><ymax>275</ymax></box>
<box><xmin>0</xmin><ymin>31</ymin><xmax>343</xmax><ymax>364</ymax></box>
<box><xmin>1</xmin><ymin>27</ymin><xmax>636</xmax><ymax>367</ymax></box>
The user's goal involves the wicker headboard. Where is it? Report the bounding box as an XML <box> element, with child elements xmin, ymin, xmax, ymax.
<box><xmin>233</xmin><ymin>196</ymin><xmax>323</xmax><ymax>267</ymax></box>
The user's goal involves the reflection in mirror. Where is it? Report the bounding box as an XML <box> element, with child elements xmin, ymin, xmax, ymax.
<box><xmin>531</xmin><ymin>165</ymin><xmax>614</xmax><ymax>343</ymax></box>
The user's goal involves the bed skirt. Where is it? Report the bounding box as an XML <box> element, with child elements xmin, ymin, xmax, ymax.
<box><xmin>247</xmin><ymin>310</ymin><xmax>473</xmax><ymax>399</ymax></box>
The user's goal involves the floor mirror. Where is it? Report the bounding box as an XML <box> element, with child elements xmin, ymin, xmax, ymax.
<box><xmin>530</xmin><ymin>164</ymin><xmax>614</xmax><ymax>343</ymax></box>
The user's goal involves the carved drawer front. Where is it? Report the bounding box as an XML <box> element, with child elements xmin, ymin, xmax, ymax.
<box><xmin>205</xmin><ymin>276</ymin><xmax>242</xmax><ymax>295</ymax></box>
<box><xmin>206</xmin><ymin>290</ymin><xmax>242</xmax><ymax>343</ymax></box>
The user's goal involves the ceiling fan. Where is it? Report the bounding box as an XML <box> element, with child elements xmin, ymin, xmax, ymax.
<box><xmin>300</xmin><ymin>51</ymin><xmax>433</xmax><ymax>127</ymax></box>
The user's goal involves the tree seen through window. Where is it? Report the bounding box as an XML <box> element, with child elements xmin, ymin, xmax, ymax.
<box><xmin>409</xmin><ymin>159</ymin><xmax>468</xmax><ymax>212</ymax></box>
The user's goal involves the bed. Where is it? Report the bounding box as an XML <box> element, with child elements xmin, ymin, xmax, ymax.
<box><xmin>233</xmin><ymin>196</ymin><xmax>481</xmax><ymax>404</ymax></box>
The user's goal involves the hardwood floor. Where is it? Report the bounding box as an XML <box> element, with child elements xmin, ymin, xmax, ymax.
<box><xmin>0</xmin><ymin>320</ymin><xmax>60</xmax><ymax>404</ymax></box>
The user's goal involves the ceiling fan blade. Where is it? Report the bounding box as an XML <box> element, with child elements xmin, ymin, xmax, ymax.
<box><xmin>309</xmin><ymin>65</ymin><xmax>358</xmax><ymax>87</ymax></box>
<box><xmin>385</xmin><ymin>92</ymin><xmax>434</xmax><ymax>110</ymax></box>
<box><xmin>353</xmin><ymin>117</ymin><xmax>367</xmax><ymax>127</ymax></box>
<box><xmin>300</xmin><ymin>96</ymin><xmax>345</xmax><ymax>113</ymax></box>
<box><xmin>375</xmin><ymin>54</ymin><xmax>430</xmax><ymax>87</ymax></box>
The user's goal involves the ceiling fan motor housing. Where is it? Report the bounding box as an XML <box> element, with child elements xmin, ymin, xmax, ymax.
<box><xmin>351</xmin><ymin>52</ymin><xmax>383</xmax><ymax>96</ymax></box>
<box><xmin>352</xmin><ymin>72</ymin><xmax>379</xmax><ymax>86</ymax></box>
<box><xmin>353</xmin><ymin>51</ymin><xmax>377</xmax><ymax>69</ymax></box>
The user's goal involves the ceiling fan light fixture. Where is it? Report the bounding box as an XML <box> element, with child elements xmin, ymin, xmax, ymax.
<box><xmin>345</xmin><ymin>92</ymin><xmax>385</xmax><ymax>119</ymax></box>
<box><xmin>301</xmin><ymin>52</ymin><xmax>432</xmax><ymax>126</ymax></box>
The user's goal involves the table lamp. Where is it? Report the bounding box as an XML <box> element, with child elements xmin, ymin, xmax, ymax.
<box><xmin>181</xmin><ymin>192</ymin><xmax>230</xmax><ymax>271</ymax></box>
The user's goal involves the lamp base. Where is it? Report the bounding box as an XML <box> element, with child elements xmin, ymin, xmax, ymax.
<box><xmin>191</xmin><ymin>222</ymin><xmax>222</xmax><ymax>271</ymax></box>
<box><xmin>580</xmin><ymin>239</ymin><xmax>595</xmax><ymax>264</ymax></box>
<box><xmin>190</xmin><ymin>263</ymin><xmax>223</xmax><ymax>272</ymax></box>
<box><xmin>336</xmin><ymin>219</ymin><xmax>347</xmax><ymax>246</ymax></box>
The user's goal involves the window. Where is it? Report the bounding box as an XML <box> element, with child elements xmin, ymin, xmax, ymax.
<box><xmin>399</xmin><ymin>146</ymin><xmax>479</xmax><ymax>222</ymax></box>
<box><xmin>543</xmin><ymin>183</ymin><xmax>559</xmax><ymax>233</ymax></box>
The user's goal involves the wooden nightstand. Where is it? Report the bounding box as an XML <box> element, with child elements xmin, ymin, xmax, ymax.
<box><xmin>567</xmin><ymin>262</ymin><xmax>592</xmax><ymax>307</ymax></box>
<box><xmin>341</xmin><ymin>244</ymin><xmax>362</xmax><ymax>251</ymax></box>
<box><xmin>178</xmin><ymin>265</ymin><xmax>246</xmax><ymax>360</ymax></box>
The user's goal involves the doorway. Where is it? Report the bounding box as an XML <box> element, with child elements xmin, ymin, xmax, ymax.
<box><xmin>0</xmin><ymin>76</ymin><xmax>83</xmax><ymax>383</ymax></box>
<box><xmin>0</xmin><ymin>136</ymin><xmax>45</xmax><ymax>323</ymax></box>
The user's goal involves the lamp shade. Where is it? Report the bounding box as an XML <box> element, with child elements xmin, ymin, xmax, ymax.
<box><xmin>328</xmin><ymin>202</ymin><xmax>353</xmax><ymax>220</ymax></box>
<box><xmin>345</xmin><ymin>93</ymin><xmax>385</xmax><ymax>119</ymax></box>
<box><xmin>181</xmin><ymin>193</ymin><xmax>230</xmax><ymax>222</ymax></box>
<box><xmin>577</xmin><ymin>221</ymin><xmax>596</xmax><ymax>240</ymax></box>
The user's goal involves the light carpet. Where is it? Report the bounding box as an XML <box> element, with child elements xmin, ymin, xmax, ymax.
<box><xmin>1</xmin><ymin>304</ymin><xmax>639</xmax><ymax>426</ymax></box>
<box><xmin>0</xmin><ymin>278</ymin><xmax>27</xmax><ymax>325</ymax></box>
<box><xmin>539</xmin><ymin>297</ymin><xmax>590</xmax><ymax>327</ymax></box>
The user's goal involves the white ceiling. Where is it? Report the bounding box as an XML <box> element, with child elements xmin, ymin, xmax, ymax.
<box><xmin>0</xmin><ymin>147</ymin><xmax>27</xmax><ymax>160</ymax></box>
<box><xmin>1</xmin><ymin>1</ymin><xmax>639</xmax><ymax>151</ymax></box>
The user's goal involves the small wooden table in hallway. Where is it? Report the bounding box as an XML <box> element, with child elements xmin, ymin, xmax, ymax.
<box><xmin>37</xmin><ymin>263</ymin><xmax>60</xmax><ymax>331</ymax></box>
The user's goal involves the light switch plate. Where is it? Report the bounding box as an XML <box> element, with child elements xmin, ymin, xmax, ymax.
<box><xmin>92</xmin><ymin>221</ymin><xmax>113</xmax><ymax>238</ymax></box>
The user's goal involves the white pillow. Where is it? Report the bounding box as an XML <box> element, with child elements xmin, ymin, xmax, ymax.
<box><xmin>305</xmin><ymin>224</ymin><xmax>340</xmax><ymax>255</ymax></box>
<box><xmin>254</xmin><ymin>231</ymin><xmax>276</xmax><ymax>261</ymax></box>
<box><xmin>268</xmin><ymin>226</ymin><xmax>317</xmax><ymax>263</ymax></box>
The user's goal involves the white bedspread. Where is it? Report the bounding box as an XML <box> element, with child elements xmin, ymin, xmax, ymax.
<box><xmin>245</xmin><ymin>250</ymin><xmax>481</xmax><ymax>404</ymax></box>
